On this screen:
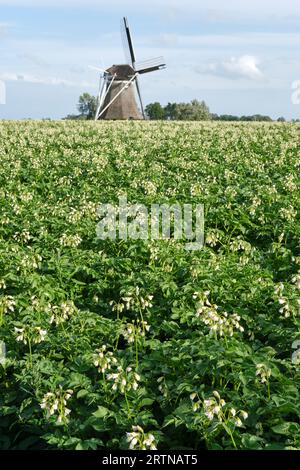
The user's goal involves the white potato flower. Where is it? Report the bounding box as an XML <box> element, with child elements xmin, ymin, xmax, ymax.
<box><xmin>40</xmin><ymin>387</ymin><xmax>73</xmax><ymax>424</ymax></box>
<box><xmin>126</xmin><ymin>426</ymin><xmax>157</xmax><ymax>450</ymax></box>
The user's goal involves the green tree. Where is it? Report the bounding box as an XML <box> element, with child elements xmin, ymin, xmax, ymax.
<box><xmin>165</xmin><ymin>102</ymin><xmax>178</xmax><ymax>120</ymax></box>
<box><xmin>77</xmin><ymin>93</ymin><xmax>97</xmax><ymax>120</ymax></box>
<box><xmin>240</xmin><ymin>114</ymin><xmax>272</xmax><ymax>122</ymax></box>
<box><xmin>175</xmin><ymin>100</ymin><xmax>211</xmax><ymax>121</ymax></box>
<box><xmin>217</xmin><ymin>114</ymin><xmax>240</xmax><ymax>121</ymax></box>
<box><xmin>190</xmin><ymin>99</ymin><xmax>211</xmax><ymax>120</ymax></box>
<box><xmin>252</xmin><ymin>114</ymin><xmax>272</xmax><ymax>122</ymax></box>
<box><xmin>145</xmin><ymin>102</ymin><xmax>166</xmax><ymax>120</ymax></box>
<box><xmin>63</xmin><ymin>114</ymin><xmax>87</xmax><ymax>121</ymax></box>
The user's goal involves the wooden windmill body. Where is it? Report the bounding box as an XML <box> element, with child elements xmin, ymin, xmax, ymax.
<box><xmin>94</xmin><ymin>18</ymin><xmax>166</xmax><ymax>120</ymax></box>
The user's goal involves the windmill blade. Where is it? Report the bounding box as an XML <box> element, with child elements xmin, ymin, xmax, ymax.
<box><xmin>121</xmin><ymin>17</ymin><xmax>136</xmax><ymax>67</ymax></box>
<box><xmin>135</xmin><ymin>57</ymin><xmax>166</xmax><ymax>75</ymax></box>
<box><xmin>137</xmin><ymin>65</ymin><xmax>166</xmax><ymax>75</ymax></box>
<box><xmin>135</xmin><ymin>76</ymin><xmax>145</xmax><ymax>119</ymax></box>
<box><xmin>89</xmin><ymin>65</ymin><xmax>108</xmax><ymax>74</ymax></box>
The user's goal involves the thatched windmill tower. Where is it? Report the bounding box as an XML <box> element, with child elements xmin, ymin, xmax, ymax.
<box><xmin>93</xmin><ymin>18</ymin><xmax>166</xmax><ymax>120</ymax></box>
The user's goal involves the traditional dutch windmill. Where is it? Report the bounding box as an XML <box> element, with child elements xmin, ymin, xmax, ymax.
<box><xmin>93</xmin><ymin>17</ymin><xmax>166</xmax><ymax>120</ymax></box>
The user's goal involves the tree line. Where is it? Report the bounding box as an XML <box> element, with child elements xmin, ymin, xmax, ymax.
<box><xmin>64</xmin><ymin>93</ymin><xmax>287</xmax><ymax>122</ymax></box>
<box><xmin>145</xmin><ymin>101</ymin><xmax>286</xmax><ymax>122</ymax></box>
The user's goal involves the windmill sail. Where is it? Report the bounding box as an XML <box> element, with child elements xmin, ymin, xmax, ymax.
<box><xmin>121</xmin><ymin>17</ymin><xmax>136</xmax><ymax>67</ymax></box>
<box><xmin>135</xmin><ymin>57</ymin><xmax>166</xmax><ymax>74</ymax></box>
<box><xmin>135</xmin><ymin>76</ymin><xmax>145</xmax><ymax>119</ymax></box>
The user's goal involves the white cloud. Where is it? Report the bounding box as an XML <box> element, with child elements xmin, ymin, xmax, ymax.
<box><xmin>0</xmin><ymin>22</ymin><xmax>12</xmax><ymax>37</ymax></box>
<box><xmin>200</xmin><ymin>55</ymin><xmax>264</xmax><ymax>81</ymax></box>
<box><xmin>0</xmin><ymin>79</ymin><xmax>5</xmax><ymax>104</ymax></box>
<box><xmin>1</xmin><ymin>0</ymin><xmax>300</xmax><ymax>23</ymax></box>
<box><xmin>172</xmin><ymin>33</ymin><xmax>300</xmax><ymax>49</ymax></box>
<box><xmin>154</xmin><ymin>34</ymin><xmax>179</xmax><ymax>47</ymax></box>
<box><xmin>0</xmin><ymin>72</ymin><xmax>94</xmax><ymax>88</ymax></box>
<box><xmin>0</xmin><ymin>0</ymin><xmax>296</xmax><ymax>9</ymax></box>
<box><xmin>17</xmin><ymin>52</ymin><xmax>49</xmax><ymax>67</ymax></box>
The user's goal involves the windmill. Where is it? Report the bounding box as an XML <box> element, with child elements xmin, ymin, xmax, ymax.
<box><xmin>93</xmin><ymin>17</ymin><xmax>166</xmax><ymax>120</ymax></box>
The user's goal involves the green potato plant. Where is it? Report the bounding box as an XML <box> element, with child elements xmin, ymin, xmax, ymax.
<box><xmin>0</xmin><ymin>120</ymin><xmax>299</xmax><ymax>450</ymax></box>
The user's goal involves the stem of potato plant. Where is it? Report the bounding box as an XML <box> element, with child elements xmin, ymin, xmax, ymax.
<box><xmin>225</xmin><ymin>424</ymin><xmax>237</xmax><ymax>449</ymax></box>
<box><xmin>102</xmin><ymin>372</ymin><xmax>108</xmax><ymax>394</ymax></box>
<box><xmin>79</xmin><ymin>317</ymin><xmax>86</xmax><ymax>334</ymax></box>
<box><xmin>27</xmin><ymin>336</ymin><xmax>33</xmax><ymax>368</ymax></box>
<box><xmin>56</xmin><ymin>249</ymin><xmax>63</xmax><ymax>286</ymax></box>
<box><xmin>60</xmin><ymin>322</ymin><xmax>71</xmax><ymax>352</ymax></box>
<box><xmin>114</xmin><ymin>324</ymin><xmax>121</xmax><ymax>352</ymax></box>
<box><xmin>135</xmin><ymin>335</ymin><xmax>139</xmax><ymax>369</ymax></box>
<box><xmin>138</xmin><ymin>306</ymin><xmax>144</xmax><ymax>324</ymax></box>
<box><xmin>124</xmin><ymin>390</ymin><xmax>131</xmax><ymax>418</ymax></box>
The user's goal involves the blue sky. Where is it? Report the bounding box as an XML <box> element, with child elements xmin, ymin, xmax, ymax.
<box><xmin>1</xmin><ymin>0</ymin><xmax>300</xmax><ymax>119</ymax></box>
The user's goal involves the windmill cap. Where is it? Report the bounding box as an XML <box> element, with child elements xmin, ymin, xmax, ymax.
<box><xmin>107</xmin><ymin>64</ymin><xmax>136</xmax><ymax>79</ymax></box>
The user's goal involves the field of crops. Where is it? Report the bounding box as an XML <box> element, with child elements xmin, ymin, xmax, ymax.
<box><xmin>0</xmin><ymin>120</ymin><xmax>299</xmax><ymax>450</ymax></box>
